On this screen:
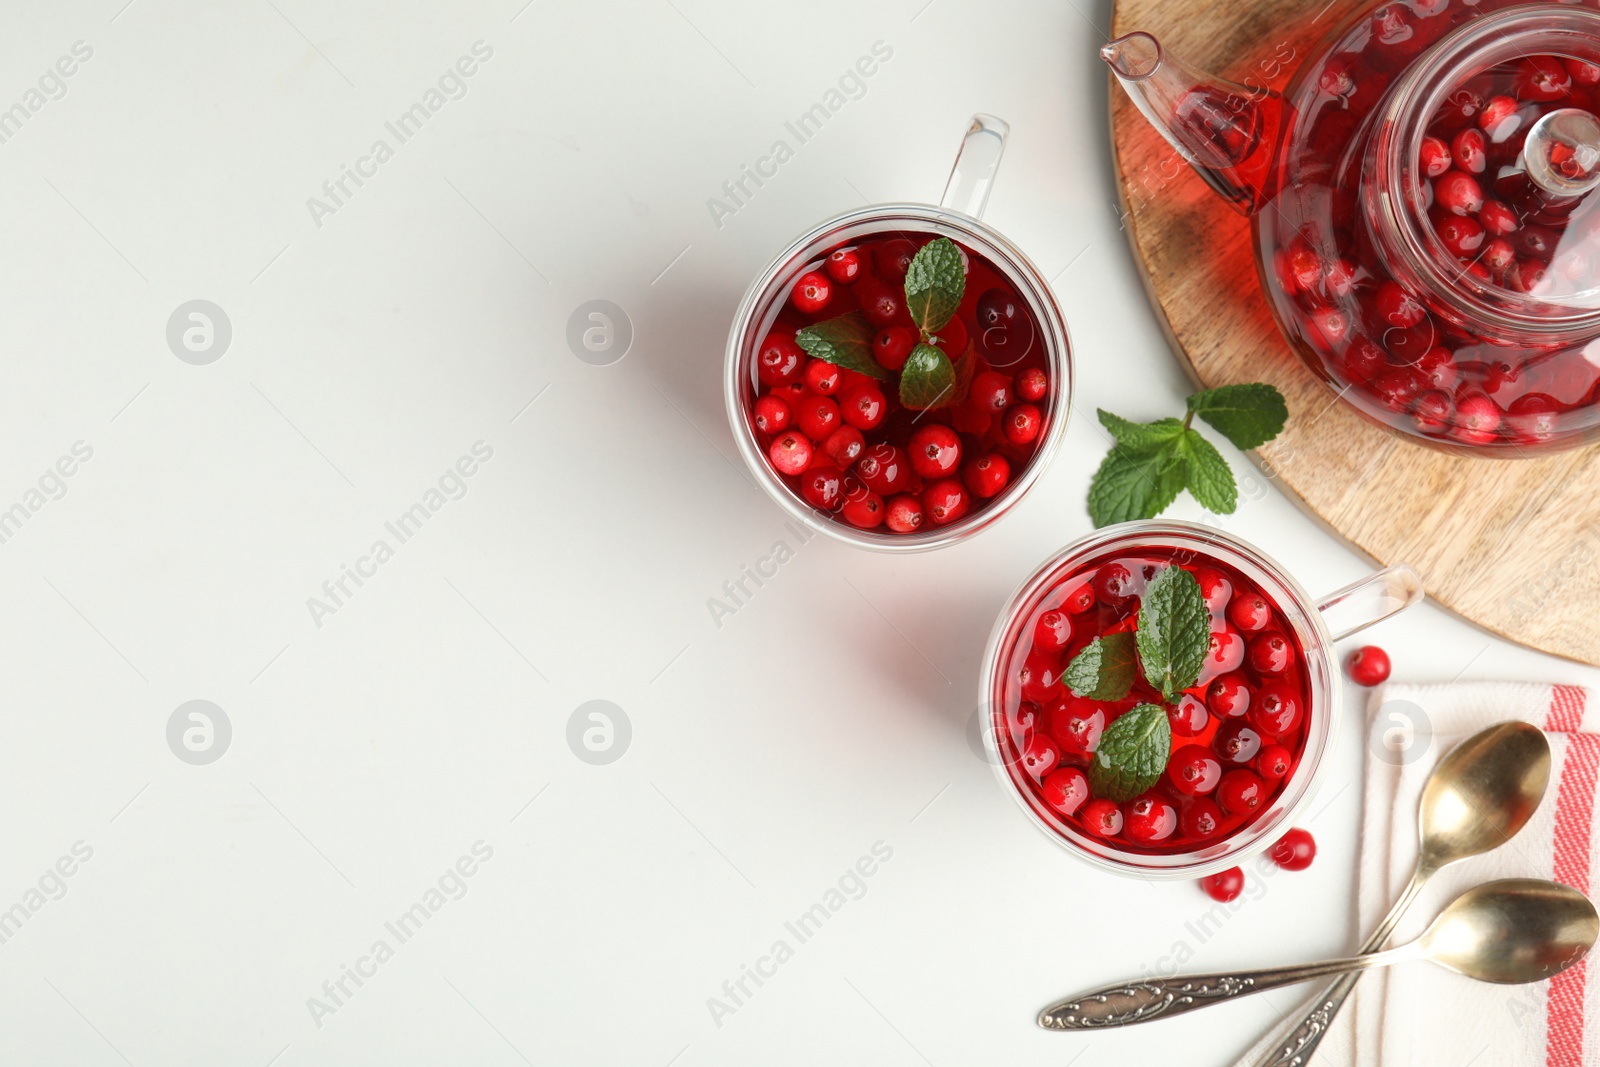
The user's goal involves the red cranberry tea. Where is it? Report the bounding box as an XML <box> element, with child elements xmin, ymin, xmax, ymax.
<box><xmin>994</xmin><ymin>549</ymin><xmax>1312</xmax><ymax>855</ymax></box>
<box><xmin>746</xmin><ymin>232</ymin><xmax>1054</xmax><ymax>535</ymax></box>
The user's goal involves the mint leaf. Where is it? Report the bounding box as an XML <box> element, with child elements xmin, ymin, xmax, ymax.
<box><xmin>1089</xmin><ymin>704</ymin><xmax>1171</xmax><ymax>803</ymax></box>
<box><xmin>899</xmin><ymin>343</ymin><xmax>957</xmax><ymax>409</ymax></box>
<box><xmin>1098</xmin><ymin>410</ymin><xmax>1187</xmax><ymax>452</ymax></box>
<box><xmin>1135</xmin><ymin>565</ymin><xmax>1209</xmax><ymax>702</ymax></box>
<box><xmin>1087</xmin><ymin>443</ymin><xmax>1186</xmax><ymax>527</ymax></box>
<box><xmin>1064</xmin><ymin>632</ymin><xmax>1137</xmax><ymax>701</ymax></box>
<box><xmin>903</xmin><ymin>237</ymin><xmax>965</xmax><ymax>334</ymax></box>
<box><xmin>949</xmin><ymin>345</ymin><xmax>977</xmax><ymax>405</ymax></box>
<box><xmin>1178</xmin><ymin>430</ymin><xmax>1238</xmax><ymax>514</ymax></box>
<box><xmin>795</xmin><ymin>312</ymin><xmax>890</xmax><ymax>380</ymax></box>
<box><xmin>1187</xmin><ymin>383</ymin><xmax>1288</xmax><ymax>450</ymax></box>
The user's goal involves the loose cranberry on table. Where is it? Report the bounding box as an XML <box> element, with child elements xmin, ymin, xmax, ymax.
<box><xmin>1347</xmin><ymin>645</ymin><xmax>1392</xmax><ymax>687</ymax></box>
<box><xmin>1268</xmin><ymin>827</ymin><xmax>1317</xmax><ymax>872</ymax></box>
<box><xmin>745</xmin><ymin>234</ymin><xmax>1052</xmax><ymax>536</ymax></box>
<box><xmin>996</xmin><ymin>550</ymin><xmax>1313</xmax><ymax>855</ymax></box>
<box><xmin>1200</xmin><ymin>866</ymin><xmax>1245</xmax><ymax>903</ymax></box>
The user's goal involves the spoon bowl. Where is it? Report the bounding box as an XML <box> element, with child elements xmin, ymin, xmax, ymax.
<box><xmin>1421</xmin><ymin>879</ymin><xmax>1599</xmax><ymax>984</ymax></box>
<box><xmin>1416</xmin><ymin>722</ymin><xmax>1552</xmax><ymax>873</ymax></box>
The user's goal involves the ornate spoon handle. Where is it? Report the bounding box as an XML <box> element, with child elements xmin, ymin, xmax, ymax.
<box><xmin>1037</xmin><ymin>951</ymin><xmax>1404</xmax><ymax>1030</ymax></box>
<box><xmin>1243</xmin><ymin>871</ymin><xmax>1431</xmax><ymax>1066</ymax></box>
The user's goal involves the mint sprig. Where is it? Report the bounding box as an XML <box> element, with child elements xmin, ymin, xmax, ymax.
<box><xmin>795</xmin><ymin>312</ymin><xmax>889</xmax><ymax>381</ymax></box>
<box><xmin>794</xmin><ymin>236</ymin><xmax>973</xmax><ymax>409</ymax></box>
<box><xmin>1135</xmin><ymin>565</ymin><xmax>1210</xmax><ymax>702</ymax></box>
<box><xmin>1088</xmin><ymin>704</ymin><xmax>1170</xmax><ymax>803</ymax></box>
<box><xmin>903</xmin><ymin>237</ymin><xmax>965</xmax><ymax>334</ymax></box>
<box><xmin>1087</xmin><ymin>383</ymin><xmax>1287</xmax><ymax>527</ymax></box>
<box><xmin>1064</xmin><ymin>632</ymin><xmax>1137</xmax><ymax>701</ymax></box>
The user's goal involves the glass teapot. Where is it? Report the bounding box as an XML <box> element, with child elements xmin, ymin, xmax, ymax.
<box><xmin>1107</xmin><ymin>1</ymin><xmax>1600</xmax><ymax>454</ymax></box>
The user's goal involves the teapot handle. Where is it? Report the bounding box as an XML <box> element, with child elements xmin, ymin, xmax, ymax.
<box><xmin>1314</xmin><ymin>563</ymin><xmax>1424</xmax><ymax>642</ymax></box>
<box><xmin>940</xmin><ymin>114</ymin><xmax>1009</xmax><ymax>220</ymax></box>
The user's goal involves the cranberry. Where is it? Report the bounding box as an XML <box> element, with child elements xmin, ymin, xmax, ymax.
<box><xmin>1347</xmin><ymin>645</ymin><xmax>1392</xmax><ymax>686</ymax></box>
<box><xmin>1256</xmin><ymin>744</ymin><xmax>1293</xmax><ymax>781</ymax></box>
<box><xmin>1170</xmin><ymin>745</ymin><xmax>1223</xmax><ymax>796</ymax></box>
<box><xmin>1249</xmin><ymin>683</ymin><xmax>1302</xmax><ymax>736</ymax></box>
<box><xmin>1199</xmin><ymin>866</ymin><xmax>1244</xmax><ymax>902</ymax></box>
<box><xmin>800</xmin><ymin>465</ymin><xmax>844</xmax><ymax>511</ymax></box>
<box><xmin>820</xmin><ymin>425</ymin><xmax>865</xmax><ymax>468</ymax></box>
<box><xmin>1216</xmin><ymin>769</ymin><xmax>1265</xmax><ymax>815</ymax></box>
<box><xmin>1093</xmin><ymin>563</ymin><xmax>1138</xmax><ymax>605</ymax></box>
<box><xmin>1194</xmin><ymin>567</ymin><xmax>1233</xmax><ymax>613</ymax></box>
<box><xmin>1416</xmin><ymin>347</ymin><xmax>1457</xmax><ymax>390</ymax></box>
<box><xmin>1052</xmin><ymin>704</ymin><xmax>1105</xmax><ymax>757</ymax></box>
<box><xmin>1247</xmin><ymin>631</ymin><xmax>1294</xmax><ymax>675</ymax></box>
<box><xmin>1481</xmin><ymin>237</ymin><xmax>1515</xmax><ymax>276</ymax></box>
<box><xmin>1206</xmin><ymin>673</ymin><xmax>1252</xmax><ymax>718</ymax></box>
<box><xmin>1227</xmin><ymin>592</ymin><xmax>1272</xmax><ymax>632</ymax></box>
<box><xmin>874</xmin><ymin>326</ymin><xmax>919</xmax><ymax>372</ymax></box>
<box><xmin>1516</xmin><ymin>226</ymin><xmax>1560</xmax><ymax>259</ymax></box>
<box><xmin>1419</xmin><ymin>135</ymin><xmax>1451</xmax><ymax>177</ymax></box>
<box><xmin>1375</xmin><ymin>280</ymin><xmax>1426</xmax><ymax>326</ymax></box>
<box><xmin>1213</xmin><ymin>719</ymin><xmax>1264</xmax><ymax>765</ymax></box>
<box><xmin>804</xmin><ymin>359</ymin><xmax>842</xmax><ymax>395</ymax></box>
<box><xmin>1124</xmin><ymin>795</ymin><xmax>1178</xmax><ymax>845</ymax></box>
<box><xmin>825</xmin><ymin>247</ymin><xmax>861</xmax><ymax>285</ymax></box>
<box><xmin>1506</xmin><ymin>259</ymin><xmax>1548</xmax><ymax>295</ymax></box>
<box><xmin>1508</xmin><ymin>393</ymin><xmax>1562</xmax><ymax>444</ymax></box>
<box><xmin>769</xmin><ymin>432</ymin><xmax>813</xmax><ymax>476</ymax></box>
<box><xmin>856</xmin><ymin>443</ymin><xmax>909</xmax><ymax>495</ymax></box>
<box><xmin>1433</xmin><ymin>172</ymin><xmax>1483</xmax><ymax>217</ymax></box>
<box><xmin>839</xmin><ymin>385</ymin><xmax>887</xmax><ymax>432</ymax></box>
<box><xmin>922</xmin><ymin>479</ymin><xmax>970</xmax><ymax>526</ymax></box>
<box><xmin>1061</xmin><ymin>581</ymin><xmax>1096</xmax><ymax>614</ymax></box>
<box><xmin>1002</xmin><ymin>403</ymin><xmax>1042</xmax><ymax>445</ymax></box>
<box><xmin>1015</xmin><ymin>367</ymin><xmax>1048</xmax><ymax>402</ymax></box>
<box><xmin>753</xmin><ymin>395</ymin><xmax>791</xmax><ymax>435</ymax></box>
<box><xmin>757</xmin><ymin>336</ymin><xmax>804</xmax><ymax>386</ymax></box>
<box><xmin>874</xmin><ymin>238</ymin><xmax>917</xmax><ymax>280</ymax></box>
<box><xmin>859</xmin><ymin>284</ymin><xmax>905</xmax><ymax>328</ymax></box>
<box><xmin>1371</xmin><ymin>370</ymin><xmax>1422</xmax><ymax>412</ymax></box>
<box><xmin>1020</xmin><ymin>734</ymin><xmax>1059</xmax><ymax>782</ymax></box>
<box><xmin>1040</xmin><ymin>767</ymin><xmax>1089</xmax><ymax>816</ymax></box>
<box><xmin>1081</xmin><ymin>798</ymin><xmax>1123</xmax><ymax>838</ymax></box>
<box><xmin>963</xmin><ymin>453</ymin><xmax>1011</xmax><ymax>499</ymax></box>
<box><xmin>1269</xmin><ymin>827</ymin><xmax>1317</xmax><ymax>871</ymax></box>
<box><xmin>1454</xmin><ymin>392</ymin><xmax>1503</xmax><ymax>444</ymax></box>
<box><xmin>1282</xmin><ymin>242</ymin><xmax>1322</xmax><ymax>292</ymax></box>
<box><xmin>1309</xmin><ymin>308</ymin><xmax>1350</xmax><ymax>348</ymax></box>
<box><xmin>1020</xmin><ymin>651</ymin><xmax>1064</xmax><ymax>703</ymax></box>
<box><xmin>1411</xmin><ymin>389</ymin><xmax>1454</xmax><ymax>434</ymax></box>
<box><xmin>1567</xmin><ymin>58</ymin><xmax>1600</xmax><ymax>89</ymax></box>
<box><xmin>908</xmin><ymin>425</ymin><xmax>961</xmax><ymax>478</ymax></box>
<box><xmin>976</xmin><ymin>287</ymin><xmax>1023</xmax><ymax>329</ymax></box>
<box><xmin>1032</xmin><ymin>609</ymin><xmax>1072</xmax><ymax>655</ymax></box>
<box><xmin>1450</xmin><ymin>128</ymin><xmax>1486</xmax><ymax>174</ymax></box>
<box><xmin>1319</xmin><ymin>58</ymin><xmax>1355</xmax><ymax>97</ymax></box>
<box><xmin>1169</xmin><ymin>694</ymin><xmax>1210</xmax><ymax>737</ymax></box>
<box><xmin>1479</xmin><ymin>200</ymin><xmax>1518</xmax><ymax>237</ymax></box>
<box><xmin>1517</xmin><ymin>56</ymin><xmax>1571</xmax><ymax>102</ymax></box>
<box><xmin>971</xmin><ymin>371</ymin><xmax>1014</xmax><ymax>414</ymax></box>
<box><xmin>840</xmin><ymin>487</ymin><xmax>884</xmax><ymax>528</ymax></box>
<box><xmin>1204</xmin><ymin>629</ymin><xmax>1246</xmax><ymax>678</ymax></box>
<box><xmin>791</xmin><ymin>270</ymin><xmax>832</xmax><ymax>315</ymax></box>
<box><xmin>1434</xmin><ymin>214</ymin><xmax>1484</xmax><ymax>257</ymax></box>
<box><xmin>1182</xmin><ymin>798</ymin><xmax>1224</xmax><ymax>841</ymax></box>
<box><xmin>795</xmin><ymin>396</ymin><xmax>840</xmax><ymax>440</ymax></box>
<box><xmin>1479</xmin><ymin>95</ymin><xmax>1520</xmax><ymax>139</ymax></box>
<box><xmin>885</xmin><ymin>493</ymin><xmax>923</xmax><ymax>533</ymax></box>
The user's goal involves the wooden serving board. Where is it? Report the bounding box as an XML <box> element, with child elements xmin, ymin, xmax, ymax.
<box><xmin>1109</xmin><ymin>0</ymin><xmax>1600</xmax><ymax>666</ymax></box>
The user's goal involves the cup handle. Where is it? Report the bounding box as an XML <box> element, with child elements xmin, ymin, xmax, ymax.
<box><xmin>940</xmin><ymin>114</ymin><xmax>1009</xmax><ymax>220</ymax></box>
<box><xmin>1313</xmin><ymin>563</ymin><xmax>1424</xmax><ymax>642</ymax></box>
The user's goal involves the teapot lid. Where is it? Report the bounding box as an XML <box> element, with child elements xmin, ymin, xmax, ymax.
<box><xmin>1370</xmin><ymin>6</ymin><xmax>1600</xmax><ymax>341</ymax></box>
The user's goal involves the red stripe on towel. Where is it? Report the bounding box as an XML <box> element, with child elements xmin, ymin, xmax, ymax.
<box><xmin>1545</xmin><ymin>687</ymin><xmax>1594</xmax><ymax>1067</ymax></box>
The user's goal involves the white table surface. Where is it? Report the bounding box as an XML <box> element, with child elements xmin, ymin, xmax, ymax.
<box><xmin>2</xmin><ymin>1</ymin><xmax>1596</xmax><ymax>1064</ymax></box>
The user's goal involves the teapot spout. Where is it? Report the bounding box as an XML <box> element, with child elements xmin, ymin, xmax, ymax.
<box><xmin>1103</xmin><ymin>32</ymin><xmax>1280</xmax><ymax>215</ymax></box>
